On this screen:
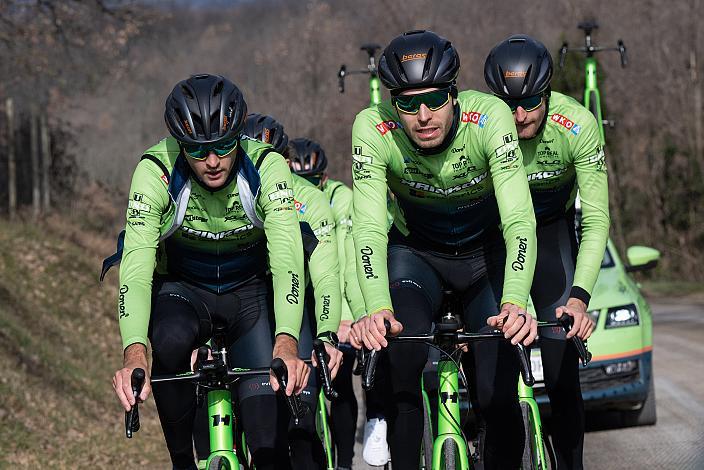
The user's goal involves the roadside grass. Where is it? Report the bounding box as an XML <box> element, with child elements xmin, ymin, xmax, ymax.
<box><xmin>0</xmin><ymin>191</ymin><xmax>169</xmax><ymax>467</ymax></box>
<box><xmin>640</xmin><ymin>279</ymin><xmax>704</xmax><ymax>301</ymax></box>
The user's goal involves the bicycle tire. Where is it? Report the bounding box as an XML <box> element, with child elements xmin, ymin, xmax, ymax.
<box><xmin>421</xmin><ymin>400</ymin><xmax>433</xmax><ymax>469</ymax></box>
<box><xmin>520</xmin><ymin>402</ymin><xmax>537</xmax><ymax>469</ymax></box>
<box><xmin>442</xmin><ymin>438</ymin><xmax>458</xmax><ymax>470</ymax></box>
<box><xmin>542</xmin><ymin>429</ymin><xmax>557</xmax><ymax>470</ymax></box>
<box><xmin>208</xmin><ymin>455</ymin><xmax>230</xmax><ymax>470</ymax></box>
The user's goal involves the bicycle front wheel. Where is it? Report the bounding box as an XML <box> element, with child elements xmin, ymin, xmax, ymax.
<box><xmin>520</xmin><ymin>402</ymin><xmax>537</xmax><ymax>469</ymax></box>
<box><xmin>208</xmin><ymin>455</ymin><xmax>233</xmax><ymax>470</ymax></box>
<box><xmin>421</xmin><ymin>400</ymin><xmax>433</xmax><ymax>469</ymax></box>
<box><xmin>442</xmin><ymin>438</ymin><xmax>458</xmax><ymax>470</ymax></box>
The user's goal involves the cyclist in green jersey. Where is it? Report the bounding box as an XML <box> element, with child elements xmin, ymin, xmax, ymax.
<box><xmin>286</xmin><ymin>137</ymin><xmax>367</xmax><ymax>470</ymax></box>
<box><xmin>349</xmin><ymin>30</ymin><xmax>538</xmax><ymax>469</ymax></box>
<box><xmin>484</xmin><ymin>35</ymin><xmax>609</xmax><ymax>469</ymax></box>
<box><xmin>110</xmin><ymin>75</ymin><xmax>308</xmax><ymax>470</ymax></box>
<box><xmin>240</xmin><ymin>114</ymin><xmax>343</xmax><ymax>469</ymax></box>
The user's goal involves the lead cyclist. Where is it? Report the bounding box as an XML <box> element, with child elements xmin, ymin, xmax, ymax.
<box><xmin>484</xmin><ymin>35</ymin><xmax>609</xmax><ymax>469</ymax></box>
<box><xmin>110</xmin><ymin>75</ymin><xmax>308</xmax><ymax>470</ymax></box>
<box><xmin>349</xmin><ymin>30</ymin><xmax>538</xmax><ymax>469</ymax></box>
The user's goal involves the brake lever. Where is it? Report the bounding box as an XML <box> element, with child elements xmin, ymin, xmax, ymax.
<box><xmin>558</xmin><ymin>315</ymin><xmax>593</xmax><ymax>366</ymax></box>
<box><xmin>313</xmin><ymin>339</ymin><xmax>338</xmax><ymax>400</ymax></box>
<box><xmin>125</xmin><ymin>368</ymin><xmax>145</xmax><ymax>439</ymax></box>
<box><xmin>270</xmin><ymin>358</ymin><xmax>307</xmax><ymax>425</ymax></box>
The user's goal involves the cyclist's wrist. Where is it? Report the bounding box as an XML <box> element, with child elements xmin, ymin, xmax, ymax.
<box><xmin>368</xmin><ymin>307</ymin><xmax>394</xmax><ymax>318</ymax></box>
<box><xmin>123</xmin><ymin>342</ymin><xmax>148</xmax><ymax>368</ymax></box>
<box><xmin>316</xmin><ymin>331</ymin><xmax>340</xmax><ymax>348</ymax></box>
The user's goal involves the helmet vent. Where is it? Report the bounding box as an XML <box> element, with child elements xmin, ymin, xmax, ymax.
<box><xmin>213</xmin><ymin>80</ymin><xmax>223</xmax><ymax>96</ymax></box>
<box><xmin>180</xmin><ymin>85</ymin><xmax>194</xmax><ymax>100</ymax></box>
<box><xmin>422</xmin><ymin>48</ymin><xmax>434</xmax><ymax>80</ymax></box>
<box><xmin>521</xmin><ymin>64</ymin><xmax>533</xmax><ymax>95</ymax></box>
<box><xmin>393</xmin><ymin>53</ymin><xmax>409</xmax><ymax>82</ymax></box>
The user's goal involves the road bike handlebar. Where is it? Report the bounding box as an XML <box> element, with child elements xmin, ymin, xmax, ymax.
<box><xmin>270</xmin><ymin>358</ymin><xmax>307</xmax><ymax>425</ymax></box>
<box><xmin>338</xmin><ymin>43</ymin><xmax>381</xmax><ymax>94</ymax></box>
<box><xmin>360</xmin><ymin>319</ymin><xmax>536</xmax><ymax>388</ymax></box>
<box><xmin>125</xmin><ymin>368</ymin><xmax>145</xmax><ymax>438</ymax></box>
<box><xmin>360</xmin><ymin>314</ymin><xmax>593</xmax><ymax>391</ymax></box>
<box><xmin>312</xmin><ymin>339</ymin><xmax>339</xmax><ymax>400</ymax></box>
<box><xmin>123</xmin><ymin>345</ymin><xmax>338</xmax><ymax>436</ymax></box>
<box><xmin>557</xmin><ymin>315</ymin><xmax>593</xmax><ymax>366</ymax></box>
<box><xmin>559</xmin><ymin>21</ymin><xmax>627</xmax><ymax>69</ymax></box>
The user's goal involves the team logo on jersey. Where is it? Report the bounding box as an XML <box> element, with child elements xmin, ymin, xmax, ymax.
<box><xmin>181</xmin><ymin>224</ymin><xmax>254</xmax><ymax>240</ymax></box>
<box><xmin>268</xmin><ymin>182</ymin><xmax>294</xmax><ymax>202</ymax></box>
<box><xmin>375</xmin><ymin>120</ymin><xmax>403</xmax><ymax>136</ymax></box>
<box><xmin>128</xmin><ymin>192</ymin><xmax>151</xmax><ymax>219</ymax></box>
<box><xmin>588</xmin><ymin>146</ymin><xmax>607</xmax><ymax>172</ymax></box>
<box><xmin>294</xmin><ymin>199</ymin><xmax>307</xmax><ymax>214</ymax></box>
<box><xmin>550</xmin><ymin>113</ymin><xmax>582</xmax><ymax>136</ymax></box>
<box><xmin>461</xmin><ymin>111</ymin><xmax>488</xmax><ymax>128</ymax></box>
<box><xmin>526</xmin><ymin>168</ymin><xmax>568</xmax><ymax>181</ymax></box>
<box><xmin>494</xmin><ymin>134</ymin><xmax>519</xmax><ymax>163</ymax></box>
<box><xmin>353</xmin><ymin>146</ymin><xmax>373</xmax><ymax>180</ymax></box>
<box><xmin>314</xmin><ymin>220</ymin><xmax>334</xmax><ymax>237</ymax></box>
<box><xmin>401</xmin><ymin>172</ymin><xmax>488</xmax><ymax>196</ymax></box>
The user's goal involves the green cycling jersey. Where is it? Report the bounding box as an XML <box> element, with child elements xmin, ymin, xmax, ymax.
<box><xmin>290</xmin><ymin>174</ymin><xmax>341</xmax><ymax>336</ymax></box>
<box><xmin>520</xmin><ymin>91</ymin><xmax>610</xmax><ymax>300</ymax></box>
<box><xmin>118</xmin><ymin>136</ymin><xmax>305</xmax><ymax>350</ymax></box>
<box><xmin>322</xmin><ymin>178</ymin><xmax>366</xmax><ymax>321</ymax></box>
<box><xmin>351</xmin><ymin>90</ymin><xmax>537</xmax><ymax>315</ymax></box>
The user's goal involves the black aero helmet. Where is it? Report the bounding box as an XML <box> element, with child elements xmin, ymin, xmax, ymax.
<box><xmin>378</xmin><ymin>30</ymin><xmax>460</xmax><ymax>93</ymax></box>
<box><xmin>288</xmin><ymin>138</ymin><xmax>327</xmax><ymax>176</ymax></box>
<box><xmin>165</xmin><ymin>74</ymin><xmax>247</xmax><ymax>145</ymax></box>
<box><xmin>243</xmin><ymin>113</ymin><xmax>289</xmax><ymax>154</ymax></box>
<box><xmin>484</xmin><ymin>35</ymin><xmax>553</xmax><ymax>98</ymax></box>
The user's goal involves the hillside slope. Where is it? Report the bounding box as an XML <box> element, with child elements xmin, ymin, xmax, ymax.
<box><xmin>0</xmin><ymin>185</ymin><xmax>169</xmax><ymax>468</ymax></box>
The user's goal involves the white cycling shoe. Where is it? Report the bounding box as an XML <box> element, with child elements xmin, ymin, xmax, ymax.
<box><xmin>362</xmin><ymin>418</ymin><xmax>391</xmax><ymax>466</ymax></box>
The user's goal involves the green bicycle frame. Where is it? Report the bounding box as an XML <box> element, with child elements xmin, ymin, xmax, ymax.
<box><xmin>433</xmin><ymin>357</ymin><xmax>470</xmax><ymax>470</ymax></box>
<box><xmin>518</xmin><ymin>376</ymin><xmax>549</xmax><ymax>469</ymax></box>
<box><xmin>316</xmin><ymin>390</ymin><xmax>335</xmax><ymax>470</ymax></box>
<box><xmin>583</xmin><ymin>57</ymin><xmax>605</xmax><ymax>146</ymax></box>
<box><xmin>206</xmin><ymin>389</ymin><xmax>239</xmax><ymax>468</ymax></box>
<box><xmin>370</xmin><ymin>74</ymin><xmax>382</xmax><ymax>106</ymax></box>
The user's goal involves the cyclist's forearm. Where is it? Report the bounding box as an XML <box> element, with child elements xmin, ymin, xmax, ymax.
<box><xmin>573</xmin><ymin>142</ymin><xmax>609</xmax><ymax>301</ymax></box>
<box><xmin>343</xmin><ymin>229</ymin><xmax>367</xmax><ymax>319</ymax></box>
<box><xmin>260</xmin><ymin>156</ymin><xmax>305</xmax><ymax>339</ymax></box>
<box><xmin>308</xmin><ymin>237</ymin><xmax>342</xmax><ymax>336</ymax></box>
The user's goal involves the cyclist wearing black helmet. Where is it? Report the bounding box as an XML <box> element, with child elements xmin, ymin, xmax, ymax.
<box><xmin>242</xmin><ymin>114</ymin><xmax>344</xmax><ymax>469</ymax></box>
<box><xmin>110</xmin><ymin>74</ymin><xmax>307</xmax><ymax>470</ymax></box>
<box><xmin>349</xmin><ymin>30</ymin><xmax>538</xmax><ymax>469</ymax></box>
<box><xmin>287</xmin><ymin>137</ymin><xmax>368</xmax><ymax>469</ymax></box>
<box><xmin>485</xmin><ymin>35</ymin><xmax>609</xmax><ymax>469</ymax></box>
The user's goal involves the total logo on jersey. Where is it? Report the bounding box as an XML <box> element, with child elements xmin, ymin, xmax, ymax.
<box><xmin>375</xmin><ymin>120</ymin><xmax>403</xmax><ymax>136</ymax></box>
<box><xmin>461</xmin><ymin>111</ymin><xmax>488</xmax><ymax>128</ymax></box>
<box><xmin>551</xmin><ymin>113</ymin><xmax>582</xmax><ymax>136</ymax></box>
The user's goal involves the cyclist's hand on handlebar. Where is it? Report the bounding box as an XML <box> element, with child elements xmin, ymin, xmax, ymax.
<box><xmin>271</xmin><ymin>334</ymin><xmax>310</xmax><ymax>396</ymax></box>
<box><xmin>487</xmin><ymin>303</ymin><xmax>537</xmax><ymax>346</ymax></box>
<box><xmin>311</xmin><ymin>341</ymin><xmax>343</xmax><ymax>380</ymax></box>
<box><xmin>556</xmin><ymin>297</ymin><xmax>594</xmax><ymax>340</ymax></box>
<box><xmin>112</xmin><ymin>343</ymin><xmax>151</xmax><ymax>412</ymax></box>
<box><xmin>351</xmin><ymin>310</ymin><xmax>403</xmax><ymax>351</ymax></box>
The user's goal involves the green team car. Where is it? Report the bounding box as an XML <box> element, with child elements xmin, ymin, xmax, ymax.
<box><xmin>530</xmin><ymin>225</ymin><xmax>660</xmax><ymax>426</ymax></box>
